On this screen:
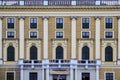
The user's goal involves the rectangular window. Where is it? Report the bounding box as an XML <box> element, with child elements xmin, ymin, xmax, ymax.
<box><xmin>7</xmin><ymin>18</ymin><xmax>14</xmax><ymax>29</ymax></box>
<box><xmin>56</xmin><ymin>32</ymin><xmax>63</xmax><ymax>38</ymax></box>
<box><xmin>82</xmin><ymin>73</ymin><xmax>90</xmax><ymax>80</ymax></box>
<box><xmin>7</xmin><ymin>32</ymin><xmax>14</xmax><ymax>38</ymax></box>
<box><xmin>82</xmin><ymin>32</ymin><xmax>89</xmax><ymax>38</ymax></box>
<box><xmin>30</xmin><ymin>18</ymin><xmax>37</xmax><ymax>29</ymax></box>
<box><xmin>56</xmin><ymin>18</ymin><xmax>63</xmax><ymax>29</ymax></box>
<box><xmin>30</xmin><ymin>32</ymin><xmax>37</xmax><ymax>38</ymax></box>
<box><xmin>29</xmin><ymin>72</ymin><xmax>37</xmax><ymax>80</ymax></box>
<box><xmin>106</xmin><ymin>73</ymin><xmax>113</xmax><ymax>80</ymax></box>
<box><xmin>82</xmin><ymin>18</ymin><xmax>89</xmax><ymax>29</ymax></box>
<box><xmin>105</xmin><ymin>32</ymin><xmax>113</xmax><ymax>38</ymax></box>
<box><xmin>6</xmin><ymin>72</ymin><xmax>14</xmax><ymax>80</ymax></box>
<box><xmin>105</xmin><ymin>18</ymin><xmax>113</xmax><ymax>28</ymax></box>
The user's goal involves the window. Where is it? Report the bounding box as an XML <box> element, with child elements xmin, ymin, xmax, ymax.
<box><xmin>7</xmin><ymin>46</ymin><xmax>15</xmax><ymax>61</ymax></box>
<box><xmin>56</xmin><ymin>18</ymin><xmax>63</xmax><ymax>29</ymax></box>
<box><xmin>7</xmin><ymin>32</ymin><xmax>14</xmax><ymax>38</ymax></box>
<box><xmin>56</xmin><ymin>46</ymin><xmax>63</xmax><ymax>59</ymax></box>
<box><xmin>82</xmin><ymin>18</ymin><xmax>89</xmax><ymax>29</ymax></box>
<box><xmin>82</xmin><ymin>32</ymin><xmax>89</xmax><ymax>38</ymax></box>
<box><xmin>30</xmin><ymin>32</ymin><xmax>37</xmax><ymax>38</ymax></box>
<box><xmin>105</xmin><ymin>32</ymin><xmax>113</xmax><ymax>38</ymax></box>
<box><xmin>106</xmin><ymin>73</ymin><xmax>113</xmax><ymax>80</ymax></box>
<box><xmin>82</xmin><ymin>46</ymin><xmax>89</xmax><ymax>60</ymax></box>
<box><xmin>105</xmin><ymin>46</ymin><xmax>113</xmax><ymax>61</ymax></box>
<box><xmin>30</xmin><ymin>46</ymin><xmax>37</xmax><ymax>60</ymax></box>
<box><xmin>82</xmin><ymin>73</ymin><xmax>90</xmax><ymax>80</ymax></box>
<box><xmin>29</xmin><ymin>72</ymin><xmax>37</xmax><ymax>80</ymax></box>
<box><xmin>7</xmin><ymin>18</ymin><xmax>14</xmax><ymax>29</ymax></box>
<box><xmin>6</xmin><ymin>72</ymin><xmax>14</xmax><ymax>80</ymax></box>
<box><xmin>105</xmin><ymin>18</ymin><xmax>113</xmax><ymax>28</ymax></box>
<box><xmin>56</xmin><ymin>32</ymin><xmax>63</xmax><ymax>38</ymax></box>
<box><xmin>30</xmin><ymin>18</ymin><xmax>37</xmax><ymax>29</ymax></box>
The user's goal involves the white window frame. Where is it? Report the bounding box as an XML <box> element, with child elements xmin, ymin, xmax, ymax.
<box><xmin>29</xmin><ymin>17</ymin><xmax>38</xmax><ymax>29</ymax></box>
<box><xmin>81</xmin><ymin>31</ymin><xmax>91</xmax><ymax>39</ymax></box>
<box><xmin>6</xmin><ymin>17</ymin><xmax>15</xmax><ymax>29</ymax></box>
<box><xmin>104</xmin><ymin>17</ymin><xmax>114</xmax><ymax>29</ymax></box>
<box><xmin>81</xmin><ymin>17</ymin><xmax>90</xmax><ymax>29</ymax></box>
<box><xmin>29</xmin><ymin>31</ymin><xmax>38</xmax><ymax>39</ymax></box>
<box><xmin>104</xmin><ymin>31</ymin><xmax>114</xmax><ymax>39</ymax></box>
<box><xmin>6</xmin><ymin>31</ymin><xmax>16</xmax><ymax>38</ymax></box>
<box><xmin>55</xmin><ymin>31</ymin><xmax>64</xmax><ymax>38</ymax></box>
<box><xmin>55</xmin><ymin>17</ymin><xmax>64</xmax><ymax>30</ymax></box>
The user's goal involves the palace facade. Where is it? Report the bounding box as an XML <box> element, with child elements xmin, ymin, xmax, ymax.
<box><xmin>0</xmin><ymin>0</ymin><xmax>120</xmax><ymax>80</ymax></box>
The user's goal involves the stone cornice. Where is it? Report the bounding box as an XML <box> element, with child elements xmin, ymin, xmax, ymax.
<box><xmin>0</xmin><ymin>6</ymin><xmax>120</xmax><ymax>11</ymax></box>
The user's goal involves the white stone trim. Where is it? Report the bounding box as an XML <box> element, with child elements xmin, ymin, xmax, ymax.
<box><xmin>104</xmin><ymin>17</ymin><xmax>114</xmax><ymax>30</ymax></box>
<box><xmin>6</xmin><ymin>17</ymin><xmax>16</xmax><ymax>30</ymax></box>
<box><xmin>104</xmin><ymin>72</ymin><xmax>115</xmax><ymax>80</ymax></box>
<box><xmin>104</xmin><ymin>31</ymin><xmax>114</xmax><ymax>39</ymax></box>
<box><xmin>55</xmin><ymin>17</ymin><xmax>64</xmax><ymax>30</ymax></box>
<box><xmin>118</xmin><ymin>17</ymin><xmax>120</xmax><ymax>62</ymax></box>
<box><xmin>29</xmin><ymin>17</ymin><xmax>38</xmax><ymax>29</ymax></box>
<box><xmin>81</xmin><ymin>17</ymin><xmax>90</xmax><ymax>30</ymax></box>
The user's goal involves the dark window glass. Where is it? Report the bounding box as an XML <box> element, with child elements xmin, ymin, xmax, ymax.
<box><xmin>105</xmin><ymin>46</ymin><xmax>113</xmax><ymax>61</ymax></box>
<box><xmin>29</xmin><ymin>72</ymin><xmax>37</xmax><ymax>80</ymax></box>
<box><xmin>82</xmin><ymin>73</ymin><xmax>90</xmax><ymax>80</ymax></box>
<box><xmin>7</xmin><ymin>32</ymin><xmax>14</xmax><ymax>38</ymax></box>
<box><xmin>30</xmin><ymin>18</ymin><xmax>37</xmax><ymax>29</ymax></box>
<box><xmin>82</xmin><ymin>46</ymin><xmax>89</xmax><ymax>60</ymax></box>
<box><xmin>30</xmin><ymin>46</ymin><xmax>37</xmax><ymax>60</ymax></box>
<box><xmin>56</xmin><ymin>46</ymin><xmax>63</xmax><ymax>59</ymax></box>
<box><xmin>7</xmin><ymin>72</ymin><xmax>14</xmax><ymax>80</ymax></box>
<box><xmin>7</xmin><ymin>46</ymin><xmax>15</xmax><ymax>61</ymax></box>
<box><xmin>105</xmin><ymin>18</ymin><xmax>113</xmax><ymax>28</ymax></box>
<box><xmin>82</xmin><ymin>32</ymin><xmax>89</xmax><ymax>38</ymax></box>
<box><xmin>105</xmin><ymin>32</ymin><xmax>113</xmax><ymax>38</ymax></box>
<box><xmin>56</xmin><ymin>18</ymin><xmax>63</xmax><ymax>29</ymax></box>
<box><xmin>106</xmin><ymin>73</ymin><xmax>113</xmax><ymax>80</ymax></box>
<box><xmin>56</xmin><ymin>32</ymin><xmax>63</xmax><ymax>38</ymax></box>
<box><xmin>7</xmin><ymin>18</ymin><xmax>14</xmax><ymax>29</ymax></box>
<box><xmin>82</xmin><ymin>18</ymin><xmax>89</xmax><ymax>29</ymax></box>
<box><xmin>30</xmin><ymin>32</ymin><xmax>37</xmax><ymax>38</ymax></box>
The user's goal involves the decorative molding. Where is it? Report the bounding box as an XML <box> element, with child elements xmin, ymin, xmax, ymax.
<box><xmin>117</xmin><ymin>16</ymin><xmax>120</xmax><ymax>19</ymax></box>
<box><xmin>0</xmin><ymin>16</ymin><xmax>3</xmax><ymax>20</ymax></box>
<box><xmin>94</xmin><ymin>16</ymin><xmax>101</xmax><ymax>20</ymax></box>
<box><xmin>18</xmin><ymin>16</ymin><xmax>25</xmax><ymax>20</ymax></box>
<box><xmin>42</xmin><ymin>16</ymin><xmax>49</xmax><ymax>20</ymax></box>
<box><xmin>70</xmin><ymin>16</ymin><xmax>77</xmax><ymax>20</ymax></box>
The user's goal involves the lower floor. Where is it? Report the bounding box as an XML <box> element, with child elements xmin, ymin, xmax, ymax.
<box><xmin>0</xmin><ymin>67</ymin><xmax>120</xmax><ymax>80</ymax></box>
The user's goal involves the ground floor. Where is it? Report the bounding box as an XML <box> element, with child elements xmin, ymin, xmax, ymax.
<box><xmin>0</xmin><ymin>67</ymin><xmax>120</xmax><ymax>80</ymax></box>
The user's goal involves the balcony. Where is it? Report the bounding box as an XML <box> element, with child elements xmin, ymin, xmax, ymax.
<box><xmin>0</xmin><ymin>0</ymin><xmax>119</xmax><ymax>6</ymax></box>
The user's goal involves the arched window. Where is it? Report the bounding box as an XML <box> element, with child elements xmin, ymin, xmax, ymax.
<box><xmin>7</xmin><ymin>46</ymin><xmax>15</xmax><ymax>61</ymax></box>
<box><xmin>82</xmin><ymin>46</ymin><xmax>89</xmax><ymax>60</ymax></box>
<box><xmin>30</xmin><ymin>46</ymin><xmax>37</xmax><ymax>60</ymax></box>
<box><xmin>105</xmin><ymin>46</ymin><xmax>113</xmax><ymax>61</ymax></box>
<box><xmin>56</xmin><ymin>46</ymin><xmax>63</xmax><ymax>59</ymax></box>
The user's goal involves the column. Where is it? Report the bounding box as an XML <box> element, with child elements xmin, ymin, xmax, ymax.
<box><xmin>43</xmin><ymin>16</ymin><xmax>49</xmax><ymax>59</ymax></box>
<box><xmin>0</xmin><ymin>16</ymin><xmax>3</xmax><ymax>64</ymax></box>
<box><xmin>75</xmin><ymin>68</ymin><xmax>77</xmax><ymax>80</ymax></box>
<box><xmin>19</xmin><ymin>16</ymin><xmax>25</xmax><ymax>64</ymax></box>
<box><xmin>46</xmin><ymin>65</ymin><xmax>49</xmax><ymax>80</ymax></box>
<box><xmin>96</xmin><ymin>66</ymin><xmax>99</xmax><ymax>80</ymax></box>
<box><xmin>71</xmin><ymin>16</ymin><xmax>77</xmax><ymax>59</ymax></box>
<box><xmin>42</xmin><ymin>68</ymin><xmax>44</xmax><ymax>80</ymax></box>
<box><xmin>70</xmin><ymin>67</ymin><xmax>73</xmax><ymax>80</ymax></box>
<box><xmin>20</xmin><ymin>65</ymin><xmax>24</xmax><ymax>80</ymax></box>
<box><xmin>118</xmin><ymin>16</ymin><xmax>120</xmax><ymax>64</ymax></box>
<box><xmin>95</xmin><ymin>16</ymin><xmax>101</xmax><ymax>61</ymax></box>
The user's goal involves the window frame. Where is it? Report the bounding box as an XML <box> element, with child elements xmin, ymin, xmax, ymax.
<box><xmin>104</xmin><ymin>31</ymin><xmax>114</xmax><ymax>39</ymax></box>
<box><xmin>105</xmin><ymin>17</ymin><xmax>113</xmax><ymax>29</ymax></box>
<box><xmin>29</xmin><ymin>31</ymin><xmax>38</xmax><ymax>39</ymax></box>
<box><xmin>105</xmin><ymin>72</ymin><xmax>114</xmax><ymax>80</ymax></box>
<box><xmin>56</xmin><ymin>17</ymin><xmax>64</xmax><ymax>29</ymax></box>
<box><xmin>81</xmin><ymin>31</ymin><xmax>90</xmax><ymax>39</ymax></box>
<box><xmin>82</xmin><ymin>17</ymin><xmax>90</xmax><ymax>29</ymax></box>
<box><xmin>7</xmin><ymin>17</ymin><xmax>15</xmax><ymax>29</ymax></box>
<box><xmin>29</xmin><ymin>17</ymin><xmax>38</xmax><ymax>29</ymax></box>
<box><xmin>6</xmin><ymin>31</ymin><xmax>16</xmax><ymax>38</ymax></box>
<box><xmin>55</xmin><ymin>31</ymin><xmax>64</xmax><ymax>38</ymax></box>
<box><xmin>5</xmin><ymin>71</ymin><xmax>15</xmax><ymax>80</ymax></box>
